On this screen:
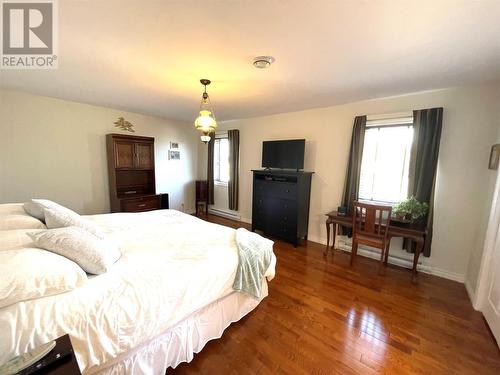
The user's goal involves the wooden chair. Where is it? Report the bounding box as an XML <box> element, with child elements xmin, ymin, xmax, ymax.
<box><xmin>350</xmin><ymin>201</ymin><xmax>392</xmax><ymax>265</ymax></box>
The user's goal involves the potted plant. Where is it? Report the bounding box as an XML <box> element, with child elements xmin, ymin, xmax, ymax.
<box><xmin>392</xmin><ymin>196</ymin><xmax>428</xmax><ymax>224</ymax></box>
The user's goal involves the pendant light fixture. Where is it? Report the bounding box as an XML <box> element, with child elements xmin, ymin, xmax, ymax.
<box><xmin>194</xmin><ymin>79</ymin><xmax>217</xmax><ymax>144</ymax></box>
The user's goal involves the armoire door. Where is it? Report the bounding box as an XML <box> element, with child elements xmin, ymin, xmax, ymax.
<box><xmin>135</xmin><ymin>142</ymin><xmax>154</xmax><ymax>169</ymax></box>
<box><xmin>114</xmin><ymin>140</ymin><xmax>135</xmax><ymax>169</ymax></box>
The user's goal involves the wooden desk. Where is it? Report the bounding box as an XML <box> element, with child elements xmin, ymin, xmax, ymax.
<box><xmin>325</xmin><ymin>211</ymin><xmax>427</xmax><ymax>280</ymax></box>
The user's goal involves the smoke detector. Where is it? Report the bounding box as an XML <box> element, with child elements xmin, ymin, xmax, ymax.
<box><xmin>253</xmin><ymin>56</ymin><xmax>275</xmax><ymax>69</ymax></box>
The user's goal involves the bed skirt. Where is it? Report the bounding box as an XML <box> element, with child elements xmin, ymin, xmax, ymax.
<box><xmin>87</xmin><ymin>282</ymin><xmax>268</xmax><ymax>375</ymax></box>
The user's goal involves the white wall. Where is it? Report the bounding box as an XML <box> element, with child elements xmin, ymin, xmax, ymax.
<box><xmin>0</xmin><ymin>89</ymin><xmax>199</xmax><ymax>214</ymax></box>
<box><xmin>203</xmin><ymin>82</ymin><xmax>500</xmax><ymax>282</ymax></box>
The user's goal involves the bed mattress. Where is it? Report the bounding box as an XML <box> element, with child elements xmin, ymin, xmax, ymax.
<box><xmin>0</xmin><ymin>209</ymin><xmax>276</xmax><ymax>373</ymax></box>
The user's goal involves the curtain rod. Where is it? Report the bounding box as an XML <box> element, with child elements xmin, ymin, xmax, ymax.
<box><xmin>366</xmin><ymin>111</ymin><xmax>413</xmax><ymax>121</ymax></box>
<box><xmin>214</xmin><ymin>131</ymin><xmax>228</xmax><ymax>139</ymax></box>
<box><xmin>366</xmin><ymin>111</ymin><xmax>413</xmax><ymax>127</ymax></box>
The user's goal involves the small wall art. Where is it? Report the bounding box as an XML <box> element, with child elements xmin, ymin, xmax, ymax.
<box><xmin>489</xmin><ymin>144</ymin><xmax>500</xmax><ymax>170</ymax></box>
<box><xmin>168</xmin><ymin>150</ymin><xmax>180</xmax><ymax>160</ymax></box>
<box><xmin>113</xmin><ymin>117</ymin><xmax>135</xmax><ymax>132</ymax></box>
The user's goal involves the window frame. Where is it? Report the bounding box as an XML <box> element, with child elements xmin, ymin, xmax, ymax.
<box><xmin>358</xmin><ymin>120</ymin><xmax>414</xmax><ymax>205</ymax></box>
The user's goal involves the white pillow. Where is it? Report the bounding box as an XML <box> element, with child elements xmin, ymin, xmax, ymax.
<box><xmin>23</xmin><ymin>199</ymin><xmax>78</xmax><ymax>222</ymax></box>
<box><xmin>0</xmin><ymin>203</ymin><xmax>25</xmax><ymax>215</ymax></box>
<box><xmin>0</xmin><ymin>214</ymin><xmax>46</xmax><ymax>230</ymax></box>
<box><xmin>28</xmin><ymin>227</ymin><xmax>121</xmax><ymax>274</ymax></box>
<box><xmin>22</xmin><ymin>201</ymin><xmax>45</xmax><ymax>221</ymax></box>
<box><xmin>0</xmin><ymin>228</ymin><xmax>44</xmax><ymax>251</ymax></box>
<box><xmin>0</xmin><ymin>248</ymin><xmax>87</xmax><ymax>309</ymax></box>
<box><xmin>44</xmin><ymin>208</ymin><xmax>105</xmax><ymax>239</ymax></box>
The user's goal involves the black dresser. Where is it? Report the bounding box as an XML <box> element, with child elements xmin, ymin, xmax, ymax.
<box><xmin>251</xmin><ymin>170</ymin><xmax>313</xmax><ymax>246</ymax></box>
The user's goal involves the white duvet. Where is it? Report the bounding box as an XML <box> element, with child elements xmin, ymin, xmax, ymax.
<box><xmin>0</xmin><ymin>210</ymin><xmax>276</xmax><ymax>373</ymax></box>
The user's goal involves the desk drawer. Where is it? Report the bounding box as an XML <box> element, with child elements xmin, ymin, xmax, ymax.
<box><xmin>121</xmin><ymin>196</ymin><xmax>160</xmax><ymax>212</ymax></box>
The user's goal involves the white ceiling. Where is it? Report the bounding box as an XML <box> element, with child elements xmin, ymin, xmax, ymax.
<box><xmin>1</xmin><ymin>0</ymin><xmax>499</xmax><ymax>122</ymax></box>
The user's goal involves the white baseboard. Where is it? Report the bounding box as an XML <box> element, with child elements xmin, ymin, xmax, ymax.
<box><xmin>419</xmin><ymin>265</ymin><xmax>465</xmax><ymax>283</ymax></box>
<box><xmin>465</xmin><ymin>279</ymin><xmax>480</xmax><ymax>310</ymax></box>
<box><xmin>241</xmin><ymin>217</ymin><xmax>252</xmax><ymax>224</ymax></box>
<box><xmin>307</xmin><ymin>234</ymin><xmax>465</xmax><ymax>283</ymax></box>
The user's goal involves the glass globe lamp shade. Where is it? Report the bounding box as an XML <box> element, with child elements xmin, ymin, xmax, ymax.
<box><xmin>194</xmin><ymin>79</ymin><xmax>217</xmax><ymax>144</ymax></box>
<box><xmin>194</xmin><ymin>110</ymin><xmax>217</xmax><ymax>133</ymax></box>
<box><xmin>200</xmin><ymin>134</ymin><xmax>211</xmax><ymax>144</ymax></box>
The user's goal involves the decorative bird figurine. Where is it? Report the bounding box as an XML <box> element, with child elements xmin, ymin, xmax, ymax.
<box><xmin>114</xmin><ymin>117</ymin><xmax>135</xmax><ymax>132</ymax></box>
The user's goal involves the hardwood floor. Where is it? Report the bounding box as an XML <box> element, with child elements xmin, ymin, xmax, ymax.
<box><xmin>172</xmin><ymin>214</ymin><xmax>500</xmax><ymax>374</ymax></box>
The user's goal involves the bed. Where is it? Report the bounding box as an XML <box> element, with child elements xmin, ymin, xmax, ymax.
<box><xmin>0</xmin><ymin>204</ymin><xmax>276</xmax><ymax>374</ymax></box>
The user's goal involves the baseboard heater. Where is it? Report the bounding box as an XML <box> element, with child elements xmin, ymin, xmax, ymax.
<box><xmin>208</xmin><ymin>207</ymin><xmax>241</xmax><ymax>221</ymax></box>
<box><xmin>337</xmin><ymin>239</ymin><xmax>417</xmax><ymax>269</ymax></box>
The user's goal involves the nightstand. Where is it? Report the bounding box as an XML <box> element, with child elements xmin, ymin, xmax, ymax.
<box><xmin>20</xmin><ymin>335</ymin><xmax>81</xmax><ymax>375</ymax></box>
<box><xmin>196</xmin><ymin>180</ymin><xmax>208</xmax><ymax>215</ymax></box>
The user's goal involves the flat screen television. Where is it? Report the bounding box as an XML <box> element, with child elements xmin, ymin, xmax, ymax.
<box><xmin>262</xmin><ymin>139</ymin><xmax>305</xmax><ymax>170</ymax></box>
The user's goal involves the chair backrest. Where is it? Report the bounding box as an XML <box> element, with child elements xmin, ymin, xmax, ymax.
<box><xmin>352</xmin><ymin>201</ymin><xmax>392</xmax><ymax>240</ymax></box>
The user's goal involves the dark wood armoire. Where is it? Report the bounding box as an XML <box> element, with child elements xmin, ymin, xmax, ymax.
<box><xmin>106</xmin><ymin>133</ymin><xmax>163</xmax><ymax>212</ymax></box>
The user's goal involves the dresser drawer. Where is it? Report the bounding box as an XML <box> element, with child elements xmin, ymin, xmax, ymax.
<box><xmin>253</xmin><ymin>196</ymin><xmax>297</xmax><ymax>234</ymax></box>
<box><xmin>120</xmin><ymin>195</ymin><xmax>160</xmax><ymax>212</ymax></box>
<box><xmin>254</xmin><ymin>196</ymin><xmax>297</xmax><ymax>216</ymax></box>
<box><xmin>262</xmin><ymin>220</ymin><xmax>297</xmax><ymax>240</ymax></box>
<box><xmin>253</xmin><ymin>214</ymin><xmax>296</xmax><ymax>237</ymax></box>
<box><xmin>273</xmin><ymin>223</ymin><xmax>297</xmax><ymax>239</ymax></box>
<box><xmin>254</xmin><ymin>180</ymin><xmax>297</xmax><ymax>200</ymax></box>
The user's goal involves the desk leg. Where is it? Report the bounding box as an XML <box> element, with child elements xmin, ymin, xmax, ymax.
<box><xmin>324</xmin><ymin>220</ymin><xmax>331</xmax><ymax>256</ymax></box>
<box><xmin>331</xmin><ymin>223</ymin><xmax>337</xmax><ymax>250</ymax></box>
<box><xmin>384</xmin><ymin>238</ymin><xmax>391</xmax><ymax>264</ymax></box>
<box><xmin>412</xmin><ymin>241</ymin><xmax>423</xmax><ymax>281</ymax></box>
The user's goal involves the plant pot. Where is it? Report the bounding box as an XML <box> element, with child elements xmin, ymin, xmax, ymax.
<box><xmin>390</xmin><ymin>217</ymin><xmax>411</xmax><ymax>227</ymax></box>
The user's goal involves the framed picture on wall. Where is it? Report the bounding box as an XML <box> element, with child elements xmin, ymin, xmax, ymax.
<box><xmin>168</xmin><ymin>150</ymin><xmax>180</xmax><ymax>160</ymax></box>
<box><xmin>489</xmin><ymin>144</ymin><xmax>500</xmax><ymax>170</ymax></box>
<box><xmin>170</xmin><ymin>142</ymin><xmax>179</xmax><ymax>149</ymax></box>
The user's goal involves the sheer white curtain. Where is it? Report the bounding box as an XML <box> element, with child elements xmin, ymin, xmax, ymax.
<box><xmin>359</xmin><ymin>125</ymin><xmax>414</xmax><ymax>203</ymax></box>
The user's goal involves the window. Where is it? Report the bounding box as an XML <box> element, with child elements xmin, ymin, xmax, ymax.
<box><xmin>214</xmin><ymin>136</ymin><xmax>229</xmax><ymax>184</ymax></box>
<box><xmin>359</xmin><ymin>124</ymin><xmax>414</xmax><ymax>203</ymax></box>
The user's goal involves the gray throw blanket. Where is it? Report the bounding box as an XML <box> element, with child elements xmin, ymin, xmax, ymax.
<box><xmin>232</xmin><ymin>228</ymin><xmax>274</xmax><ymax>299</ymax></box>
